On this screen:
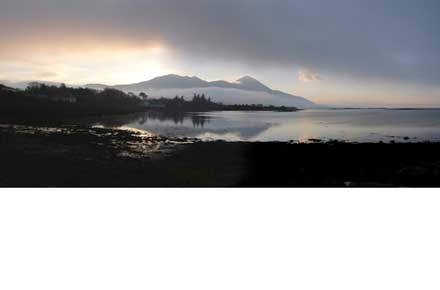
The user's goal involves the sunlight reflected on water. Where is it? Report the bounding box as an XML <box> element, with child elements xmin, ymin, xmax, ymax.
<box><xmin>94</xmin><ymin>109</ymin><xmax>440</xmax><ymax>143</ymax></box>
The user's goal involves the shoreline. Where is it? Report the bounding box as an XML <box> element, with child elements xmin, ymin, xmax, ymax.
<box><xmin>0</xmin><ymin>121</ymin><xmax>429</xmax><ymax>144</ymax></box>
<box><xmin>1</xmin><ymin>124</ymin><xmax>440</xmax><ymax>187</ymax></box>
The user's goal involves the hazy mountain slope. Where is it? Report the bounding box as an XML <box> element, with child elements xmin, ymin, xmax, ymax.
<box><xmin>111</xmin><ymin>75</ymin><xmax>210</xmax><ymax>91</ymax></box>
<box><xmin>133</xmin><ymin>87</ymin><xmax>313</xmax><ymax>107</ymax></box>
<box><xmin>84</xmin><ymin>83</ymin><xmax>109</xmax><ymax>90</ymax></box>
<box><xmin>235</xmin><ymin>76</ymin><xmax>272</xmax><ymax>92</ymax></box>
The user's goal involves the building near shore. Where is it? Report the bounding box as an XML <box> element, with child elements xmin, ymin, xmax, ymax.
<box><xmin>50</xmin><ymin>95</ymin><xmax>77</xmax><ymax>103</ymax></box>
<box><xmin>30</xmin><ymin>93</ymin><xmax>77</xmax><ymax>103</ymax></box>
<box><xmin>143</xmin><ymin>100</ymin><xmax>165</xmax><ymax>108</ymax></box>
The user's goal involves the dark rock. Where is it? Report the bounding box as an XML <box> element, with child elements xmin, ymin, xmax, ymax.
<box><xmin>308</xmin><ymin>138</ymin><xmax>322</xmax><ymax>143</ymax></box>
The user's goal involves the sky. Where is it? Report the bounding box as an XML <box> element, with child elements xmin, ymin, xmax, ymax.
<box><xmin>1</xmin><ymin>0</ymin><xmax>439</xmax><ymax>107</ymax></box>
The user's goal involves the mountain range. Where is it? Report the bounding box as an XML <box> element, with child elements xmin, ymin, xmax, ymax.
<box><xmin>85</xmin><ymin>75</ymin><xmax>317</xmax><ymax>108</ymax></box>
<box><xmin>1</xmin><ymin>75</ymin><xmax>317</xmax><ymax>108</ymax></box>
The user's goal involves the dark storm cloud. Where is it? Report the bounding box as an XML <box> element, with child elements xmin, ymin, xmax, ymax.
<box><xmin>1</xmin><ymin>0</ymin><xmax>439</xmax><ymax>85</ymax></box>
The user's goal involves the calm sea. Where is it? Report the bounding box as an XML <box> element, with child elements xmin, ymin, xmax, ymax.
<box><xmin>94</xmin><ymin>109</ymin><xmax>440</xmax><ymax>143</ymax></box>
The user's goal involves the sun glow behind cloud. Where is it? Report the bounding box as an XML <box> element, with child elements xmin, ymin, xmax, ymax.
<box><xmin>0</xmin><ymin>35</ymin><xmax>173</xmax><ymax>85</ymax></box>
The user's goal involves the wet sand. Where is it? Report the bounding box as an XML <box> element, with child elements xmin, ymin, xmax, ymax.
<box><xmin>1</xmin><ymin>125</ymin><xmax>440</xmax><ymax>187</ymax></box>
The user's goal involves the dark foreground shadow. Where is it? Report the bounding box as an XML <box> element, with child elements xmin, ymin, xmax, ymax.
<box><xmin>1</xmin><ymin>126</ymin><xmax>439</xmax><ymax>187</ymax></box>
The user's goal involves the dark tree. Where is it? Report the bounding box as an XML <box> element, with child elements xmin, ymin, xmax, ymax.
<box><xmin>139</xmin><ymin>92</ymin><xmax>148</xmax><ymax>100</ymax></box>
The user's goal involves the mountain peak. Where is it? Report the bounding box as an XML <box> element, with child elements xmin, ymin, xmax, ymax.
<box><xmin>131</xmin><ymin>74</ymin><xmax>209</xmax><ymax>89</ymax></box>
<box><xmin>154</xmin><ymin>74</ymin><xmax>184</xmax><ymax>80</ymax></box>
<box><xmin>236</xmin><ymin>75</ymin><xmax>271</xmax><ymax>92</ymax></box>
<box><xmin>236</xmin><ymin>75</ymin><xmax>259</xmax><ymax>83</ymax></box>
<box><xmin>152</xmin><ymin>74</ymin><xmax>203</xmax><ymax>82</ymax></box>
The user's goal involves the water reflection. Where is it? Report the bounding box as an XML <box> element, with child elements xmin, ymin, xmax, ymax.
<box><xmin>86</xmin><ymin>111</ymin><xmax>211</xmax><ymax>128</ymax></box>
<box><xmin>84</xmin><ymin>109</ymin><xmax>440</xmax><ymax>142</ymax></box>
<box><xmin>192</xmin><ymin>115</ymin><xmax>209</xmax><ymax>128</ymax></box>
<box><xmin>136</xmin><ymin>111</ymin><xmax>210</xmax><ymax>128</ymax></box>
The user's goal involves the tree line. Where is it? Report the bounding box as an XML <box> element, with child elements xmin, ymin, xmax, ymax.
<box><xmin>0</xmin><ymin>83</ymin><xmax>144</xmax><ymax>117</ymax></box>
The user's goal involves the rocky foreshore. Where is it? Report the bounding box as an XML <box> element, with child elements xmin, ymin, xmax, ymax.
<box><xmin>1</xmin><ymin>124</ymin><xmax>440</xmax><ymax>187</ymax></box>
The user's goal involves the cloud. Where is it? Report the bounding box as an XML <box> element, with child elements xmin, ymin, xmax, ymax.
<box><xmin>298</xmin><ymin>69</ymin><xmax>321</xmax><ymax>83</ymax></box>
<box><xmin>0</xmin><ymin>0</ymin><xmax>439</xmax><ymax>87</ymax></box>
